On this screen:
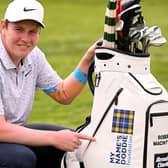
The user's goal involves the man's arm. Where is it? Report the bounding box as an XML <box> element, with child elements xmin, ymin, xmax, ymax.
<box><xmin>0</xmin><ymin>115</ymin><xmax>95</xmax><ymax>151</ymax></box>
<box><xmin>49</xmin><ymin>42</ymin><xmax>96</xmax><ymax>104</ymax></box>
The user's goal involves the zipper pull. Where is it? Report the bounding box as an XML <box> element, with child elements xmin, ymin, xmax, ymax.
<box><xmin>95</xmin><ymin>72</ymin><xmax>101</xmax><ymax>87</ymax></box>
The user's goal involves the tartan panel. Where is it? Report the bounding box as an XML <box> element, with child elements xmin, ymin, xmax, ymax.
<box><xmin>112</xmin><ymin>108</ymin><xmax>135</xmax><ymax>134</ymax></box>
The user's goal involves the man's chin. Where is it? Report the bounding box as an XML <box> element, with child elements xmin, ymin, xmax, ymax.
<box><xmin>17</xmin><ymin>51</ymin><xmax>30</xmax><ymax>58</ymax></box>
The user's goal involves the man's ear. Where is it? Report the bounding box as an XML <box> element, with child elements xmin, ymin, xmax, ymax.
<box><xmin>0</xmin><ymin>19</ymin><xmax>8</xmax><ymax>32</ymax></box>
<box><xmin>0</xmin><ymin>19</ymin><xmax>5</xmax><ymax>32</ymax></box>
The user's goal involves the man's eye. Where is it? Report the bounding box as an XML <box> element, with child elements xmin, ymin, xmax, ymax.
<box><xmin>15</xmin><ymin>28</ymin><xmax>23</xmax><ymax>32</ymax></box>
<box><xmin>30</xmin><ymin>30</ymin><xmax>39</xmax><ymax>35</ymax></box>
<box><xmin>30</xmin><ymin>30</ymin><xmax>36</xmax><ymax>34</ymax></box>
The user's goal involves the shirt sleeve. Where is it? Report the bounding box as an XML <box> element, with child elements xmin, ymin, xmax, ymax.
<box><xmin>33</xmin><ymin>48</ymin><xmax>63</xmax><ymax>90</ymax></box>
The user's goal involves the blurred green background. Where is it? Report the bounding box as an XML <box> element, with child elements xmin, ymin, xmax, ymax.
<box><xmin>0</xmin><ymin>0</ymin><xmax>168</xmax><ymax>128</ymax></box>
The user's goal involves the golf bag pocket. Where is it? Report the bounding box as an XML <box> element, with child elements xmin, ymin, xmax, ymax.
<box><xmin>144</xmin><ymin>100</ymin><xmax>168</xmax><ymax>168</ymax></box>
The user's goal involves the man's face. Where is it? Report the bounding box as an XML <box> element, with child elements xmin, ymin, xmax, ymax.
<box><xmin>1</xmin><ymin>20</ymin><xmax>41</xmax><ymax>61</ymax></box>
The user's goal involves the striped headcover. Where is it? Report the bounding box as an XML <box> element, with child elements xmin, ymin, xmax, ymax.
<box><xmin>103</xmin><ymin>0</ymin><xmax>117</xmax><ymax>48</ymax></box>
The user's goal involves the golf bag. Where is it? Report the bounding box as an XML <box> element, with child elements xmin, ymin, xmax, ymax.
<box><xmin>61</xmin><ymin>47</ymin><xmax>168</xmax><ymax>168</ymax></box>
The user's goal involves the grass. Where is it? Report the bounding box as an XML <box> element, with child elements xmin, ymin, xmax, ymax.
<box><xmin>0</xmin><ymin>0</ymin><xmax>168</xmax><ymax>129</ymax></box>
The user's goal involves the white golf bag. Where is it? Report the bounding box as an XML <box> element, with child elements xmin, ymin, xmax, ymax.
<box><xmin>61</xmin><ymin>47</ymin><xmax>168</xmax><ymax>168</ymax></box>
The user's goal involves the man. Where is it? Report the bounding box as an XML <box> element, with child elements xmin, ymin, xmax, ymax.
<box><xmin>0</xmin><ymin>0</ymin><xmax>96</xmax><ymax>167</ymax></box>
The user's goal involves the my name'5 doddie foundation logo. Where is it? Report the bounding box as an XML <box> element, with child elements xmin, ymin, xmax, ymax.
<box><xmin>109</xmin><ymin>108</ymin><xmax>134</xmax><ymax>165</ymax></box>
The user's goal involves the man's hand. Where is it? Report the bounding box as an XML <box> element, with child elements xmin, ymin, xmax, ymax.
<box><xmin>51</xmin><ymin>130</ymin><xmax>95</xmax><ymax>152</ymax></box>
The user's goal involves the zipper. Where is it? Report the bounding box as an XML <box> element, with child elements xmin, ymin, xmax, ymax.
<box><xmin>86</xmin><ymin>88</ymin><xmax>123</xmax><ymax>149</ymax></box>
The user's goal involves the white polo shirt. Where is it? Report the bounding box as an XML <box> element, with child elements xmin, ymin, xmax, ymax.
<box><xmin>0</xmin><ymin>38</ymin><xmax>62</xmax><ymax>125</ymax></box>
